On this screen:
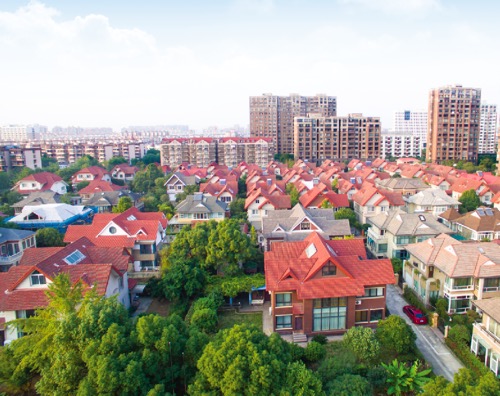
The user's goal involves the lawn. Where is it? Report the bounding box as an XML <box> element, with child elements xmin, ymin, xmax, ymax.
<box><xmin>218</xmin><ymin>309</ymin><xmax>263</xmax><ymax>330</ymax></box>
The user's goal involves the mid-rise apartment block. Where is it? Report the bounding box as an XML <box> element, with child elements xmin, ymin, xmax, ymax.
<box><xmin>381</xmin><ymin>133</ymin><xmax>422</xmax><ymax>159</ymax></box>
<box><xmin>160</xmin><ymin>137</ymin><xmax>274</xmax><ymax>169</ymax></box>
<box><xmin>394</xmin><ymin>110</ymin><xmax>428</xmax><ymax>142</ymax></box>
<box><xmin>293</xmin><ymin>114</ymin><xmax>381</xmax><ymax>161</ymax></box>
<box><xmin>0</xmin><ymin>146</ymin><xmax>42</xmax><ymax>171</ymax></box>
<box><xmin>250</xmin><ymin>93</ymin><xmax>337</xmax><ymax>155</ymax></box>
<box><xmin>479</xmin><ymin>104</ymin><xmax>497</xmax><ymax>154</ymax></box>
<box><xmin>427</xmin><ymin>85</ymin><xmax>481</xmax><ymax>163</ymax></box>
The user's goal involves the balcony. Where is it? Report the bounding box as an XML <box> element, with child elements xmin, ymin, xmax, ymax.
<box><xmin>0</xmin><ymin>251</ymin><xmax>23</xmax><ymax>263</ymax></box>
<box><xmin>473</xmin><ymin>322</ymin><xmax>500</xmax><ymax>349</ymax></box>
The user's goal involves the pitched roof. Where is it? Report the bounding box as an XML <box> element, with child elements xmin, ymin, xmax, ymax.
<box><xmin>453</xmin><ymin>207</ymin><xmax>500</xmax><ymax>232</ymax></box>
<box><xmin>438</xmin><ymin>207</ymin><xmax>462</xmax><ymax>221</ymax></box>
<box><xmin>245</xmin><ymin>188</ymin><xmax>291</xmax><ymax>210</ymax></box>
<box><xmin>72</xmin><ymin>166</ymin><xmax>110</xmax><ymax>181</ymax></box>
<box><xmin>406</xmin><ymin>234</ymin><xmax>500</xmax><ymax>278</ymax></box>
<box><xmin>15</xmin><ymin>172</ymin><xmax>66</xmax><ymax>193</ymax></box>
<box><xmin>352</xmin><ymin>185</ymin><xmax>405</xmax><ymax>207</ymax></box>
<box><xmin>11</xmin><ymin>191</ymin><xmax>63</xmax><ymax>208</ymax></box>
<box><xmin>64</xmin><ymin>207</ymin><xmax>167</xmax><ymax>247</ymax></box>
<box><xmin>0</xmin><ymin>227</ymin><xmax>35</xmax><ymax>243</ymax></box>
<box><xmin>368</xmin><ymin>210</ymin><xmax>453</xmax><ymax>237</ymax></box>
<box><xmin>473</xmin><ymin>297</ymin><xmax>500</xmax><ymax>323</ymax></box>
<box><xmin>404</xmin><ymin>189</ymin><xmax>460</xmax><ymax>207</ymax></box>
<box><xmin>78</xmin><ymin>179</ymin><xmax>125</xmax><ymax>194</ymax></box>
<box><xmin>199</xmin><ymin>181</ymin><xmax>238</xmax><ymax>199</ymax></box>
<box><xmin>9</xmin><ymin>204</ymin><xmax>90</xmax><ymax>223</ymax></box>
<box><xmin>376</xmin><ymin>177</ymin><xmax>429</xmax><ymax>191</ymax></box>
<box><xmin>265</xmin><ymin>232</ymin><xmax>395</xmax><ymax>299</ymax></box>
<box><xmin>175</xmin><ymin>194</ymin><xmax>229</xmax><ymax>214</ymax></box>
<box><xmin>261</xmin><ymin>204</ymin><xmax>351</xmax><ymax>239</ymax></box>
<box><xmin>450</xmin><ymin>177</ymin><xmax>485</xmax><ymax>194</ymax></box>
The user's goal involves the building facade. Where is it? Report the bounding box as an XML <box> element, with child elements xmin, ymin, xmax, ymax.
<box><xmin>381</xmin><ymin>133</ymin><xmax>422</xmax><ymax>159</ymax></box>
<box><xmin>0</xmin><ymin>146</ymin><xmax>42</xmax><ymax>171</ymax></box>
<box><xmin>250</xmin><ymin>93</ymin><xmax>337</xmax><ymax>155</ymax></box>
<box><xmin>394</xmin><ymin>110</ymin><xmax>428</xmax><ymax>143</ymax></box>
<box><xmin>0</xmin><ymin>125</ymin><xmax>47</xmax><ymax>142</ymax></box>
<box><xmin>426</xmin><ymin>85</ymin><xmax>481</xmax><ymax>163</ymax></box>
<box><xmin>293</xmin><ymin>114</ymin><xmax>381</xmax><ymax>161</ymax></box>
<box><xmin>479</xmin><ymin>104</ymin><xmax>498</xmax><ymax>154</ymax></box>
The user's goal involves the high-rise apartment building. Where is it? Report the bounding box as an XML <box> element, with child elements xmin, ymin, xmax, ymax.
<box><xmin>293</xmin><ymin>114</ymin><xmax>381</xmax><ymax>161</ymax></box>
<box><xmin>427</xmin><ymin>85</ymin><xmax>481</xmax><ymax>163</ymax></box>
<box><xmin>381</xmin><ymin>133</ymin><xmax>422</xmax><ymax>159</ymax></box>
<box><xmin>0</xmin><ymin>124</ymin><xmax>47</xmax><ymax>142</ymax></box>
<box><xmin>250</xmin><ymin>93</ymin><xmax>337</xmax><ymax>155</ymax></box>
<box><xmin>160</xmin><ymin>137</ymin><xmax>274</xmax><ymax>169</ymax></box>
<box><xmin>0</xmin><ymin>146</ymin><xmax>42</xmax><ymax>171</ymax></box>
<box><xmin>479</xmin><ymin>104</ymin><xmax>497</xmax><ymax>154</ymax></box>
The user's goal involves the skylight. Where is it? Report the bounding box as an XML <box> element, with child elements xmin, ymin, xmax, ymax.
<box><xmin>127</xmin><ymin>215</ymin><xmax>137</xmax><ymax>221</ymax></box>
<box><xmin>305</xmin><ymin>243</ymin><xmax>317</xmax><ymax>258</ymax></box>
<box><xmin>64</xmin><ymin>249</ymin><xmax>85</xmax><ymax>265</ymax></box>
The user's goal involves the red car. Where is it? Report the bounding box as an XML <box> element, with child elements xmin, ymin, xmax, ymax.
<box><xmin>403</xmin><ymin>305</ymin><xmax>428</xmax><ymax>325</ymax></box>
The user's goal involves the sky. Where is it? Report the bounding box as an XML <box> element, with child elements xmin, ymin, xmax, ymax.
<box><xmin>0</xmin><ymin>0</ymin><xmax>499</xmax><ymax>131</ymax></box>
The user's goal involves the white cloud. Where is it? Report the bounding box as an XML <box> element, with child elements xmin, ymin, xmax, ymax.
<box><xmin>339</xmin><ymin>0</ymin><xmax>442</xmax><ymax>14</ymax></box>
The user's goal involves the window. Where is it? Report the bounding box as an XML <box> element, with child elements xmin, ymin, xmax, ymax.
<box><xmin>484</xmin><ymin>278</ymin><xmax>500</xmax><ymax>291</ymax></box>
<box><xmin>109</xmin><ymin>226</ymin><xmax>117</xmax><ymax>234</ymax></box>
<box><xmin>276</xmin><ymin>315</ymin><xmax>292</xmax><ymax>329</ymax></box>
<box><xmin>276</xmin><ymin>293</ymin><xmax>292</xmax><ymax>307</ymax></box>
<box><xmin>322</xmin><ymin>262</ymin><xmax>337</xmax><ymax>276</ymax></box>
<box><xmin>64</xmin><ymin>249</ymin><xmax>86</xmax><ymax>265</ymax></box>
<box><xmin>30</xmin><ymin>270</ymin><xmax>46</xmax><ymax>286</ymax></box>
<box><xmin>251</xmin><ymin>210</ymin><xmax>258</xmax><ymax>215</ymax></box>
<box><xmin>367</xmin><ymin>206</ymin><xmax>375</xmax><ymax>212</ymax></box>
<box><xmin>300</xmin><ymin>222</ymin><xmax>311</xmax><ymax>230</ymax></box>
<box><xmin>140</xmin><ymin>244</ymin><xmax>153</xmax><ymax>254</ymax></box>
<box><xmin>396</xmin><ymin>236</ymin><xmax>410</xmax><ymax>245</ymax></box>
<box><xmin>378</xmin><ymin>244</ymin><xmax>388</xmax><ymax>253</ymax></box>
<box><xmin>313</xmin><ymin>298</ymin><xmax>347</xmax><ymax>331</ymax></box>
<box><xmin>364</xmin><ymin>287</ymin><xmax>384</xmax><ymax>297</ymax></box>
<box><xmin>355</xmin><ymin>310</ymin><xmax>368</xmax><ymax>323</ymax></box>
<box><xmin>370</xmin><ymin>309</ymin><xmax>383</xmax><ymax>322</ymax></box>
<box><xmin>194</xmin><ymin>213</ymin><xmax>208</xmax><ymax>220</ymax></box>
<box><xmin>177</xmin><ymin>185</ymin><xmax>182</xmax><ymax>190</ymax></box>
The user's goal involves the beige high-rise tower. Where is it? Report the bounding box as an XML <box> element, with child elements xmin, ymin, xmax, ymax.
<box><xmin>426</xmin><ymin>85</ymin><xmax>481</xmax><ymax>163</ymax></box>
<box><xmin>249</xmin><ymin>93</ymin><xmax>336</xmax><ymax>155</ymax></box>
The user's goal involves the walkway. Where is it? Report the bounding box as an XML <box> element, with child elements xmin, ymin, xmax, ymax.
<box><xmin>132</xmin><ymin>296</ymin><xmax>153</xmax><ymax>317</ymax></box>
<box><xmin>386</xmin><ymin>285</ymin><xmax>463</xmax><ymax>381</ymax></box>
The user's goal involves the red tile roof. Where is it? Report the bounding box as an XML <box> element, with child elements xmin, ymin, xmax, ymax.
<box><xmin>15</xmin><ymin>172</ymin><xmax>65</xmax><ymax>193</ymax></box>
<box><xmin>265</xmin><ymin>233</ymin><xmax>394</xmax><ymax>299</ymax></box>
<box><xmin>78</xmin><ymin>179</ymin><xmax>125</xmax><ymax>194</ymax></box>
<box><xmin>245</xmin><ymin>187</ymin><xmax>291</xmax><ymax>210</ymax></box>
<box><xmin>72</xmin><ymin>166</ymin><xmax>110</xmax><ymax>181</ymax></box>
<box><xmin>64</xmin><ymin>207</ymin><xmax>167</xmax><ymax>248</ymax></box>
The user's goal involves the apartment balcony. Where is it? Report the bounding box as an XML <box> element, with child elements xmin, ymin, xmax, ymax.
<box><xmin>444</xmin><ymin>283</ymin><xmax>474</xmax><ymax>294</ymax></box>
<box><xmin>367</xmin><ymin>228</ymin><xmax>387</xmax><ymax>242</ymax></box>
<box><xmin>473</xmin><ymin>322</ymin><xmax>500</xmax><ymax>352</ymax></box>
<box><xmin>0</xmin><ymin>251</ymin><xmax>23</xmax><ymax>264</ymax></box>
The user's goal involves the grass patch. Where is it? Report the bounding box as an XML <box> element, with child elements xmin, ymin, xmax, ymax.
<box><xmin>218</xmin><ymin>309</ymin><xmax>262</xmax><ymax>330</ymax></box>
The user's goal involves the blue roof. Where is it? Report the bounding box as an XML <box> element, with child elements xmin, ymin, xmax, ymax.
<box><xmin>0</xmin><ymin>227</ymin><xmax>35</xmax><ymax>243</ymax></box>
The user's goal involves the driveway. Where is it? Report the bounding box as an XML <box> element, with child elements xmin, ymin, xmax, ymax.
<box><xmin>132</xmin><ymin>296</ymin><xmax>153</xmax><ymax>317</ymax></box>
<box><xmin>386</xmin><ymin>285</ymin><xmax>463</xmax><ymax>381</ymax></box>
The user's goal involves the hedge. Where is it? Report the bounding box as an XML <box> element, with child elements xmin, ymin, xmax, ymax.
<box><xmin>445</xmin><ymin>338</ymin><xmax>490</xmax><ymax>379</ymax></box>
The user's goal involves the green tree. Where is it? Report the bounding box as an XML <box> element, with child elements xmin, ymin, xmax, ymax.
<box><xmin>105</xmin><ymin>156</ymin><xmax>128</xmax><ymax>171</ymax></box>
<box><xmin>281</xmin><ymin>361</ymin><xmax>324</xmax><ymax>396</ymax></box>
<box><xmin>158</xmin><ymin>201</ymin><xmax>175</xmax><ymax>219</ymax></box>
<box><xmin>331</xmin><ymin>178</ymin><xmax>339</xmax><ymax>193</ymax></box>
<box><xmin>237</xmin><ymin>175</ymin><xmax>247</xmax><ymax>199</ymax></box>
<box><xmin>458</xmin><ymin>189</ymin><xmax>481</xmax><ymax>213</ymax></box>
<box><xmin>391</xmin><ymin>258</ymin><xmax>403</xmax><ymax>274</ymax></box>
<box><xmin>286</xmin><ymin>183</ymin><xmax>300</xmax><ymax>207</ymax></box>
<box><xmin>205</xmin><ymin>219</ymin><xmax>254</xmax><ymax>275</ymax></box>
<box><xmin>175</xmin><ymin>184</ymin><xmax>199</xmax><ymax>203</ymax></box>
<box><xmin>376</xmin><ymin>315</ymin><xmax>417</xmax><ymax>355</ymax></box>
<box><xmin>141</xmin><ymin>149</ymin><xmax>161</xmax><ymax>165</ymax></box>
<box><xmin>35</xmin><ymin>228</ymin><xmax>64</xmax><ymax>247</ymax></box>
<box><xmin>112</xmin><ymin>196</ymin><xmax>133</xmax><ymax>213</ymax></box>
<box><xmin>304</xmin><ymin>341</ymin><xmax>326</xmax><ymax>362</ymax></box>
<box><xmin>382</xmin><ymin>359</ymin><xmax>431</xmax><ymax>396</ymax></box>
<box><xmin>41</xmin><ymin>154</ymin><xmax>58</xmax><ymax>169</ymax></box>
<box><xmin>343</xmin><ymin>326</ymin><xmax>380</xmax><ymax>363</ymax></box>
<box><xmin>75</xmin><ymin>180</ymin><xmax>90</xmax><ymax>191</ymax></box>
<box><xmin>334</xmin><ymin>207</ymin><xmax>356</xmax><ymax>227</ymax></box>
<box><xmin>189</xmin><ymin>324</ymin><xmax>317</xmax><ymax>395</ymax></box>
<box><xmin>229</xmin><ymin>197</ymin><xmax>247</xmax><ymax>220</ymax></box>
<box><xmin>0</xmin><ymin>171</ymin><xmax>12</xmax><ymax>190</ymax></box>
<box><xmin>132</xmin><ymin>164</ymin><xmax>164</xmax><ymax>193</ymax></box>
<box><xmin>325</xmin><ymin>374</ymin><xmax>372</xmax><ymax>396</ymax></box>
<box><xmin>3</xmin><ymin>190</ymin><xmax>23</xmax><ymax>205</ymax></box>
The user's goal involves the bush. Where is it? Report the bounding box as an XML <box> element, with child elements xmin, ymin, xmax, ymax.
<box><xmin>366</xmin><ymin>366</ymin><xmax>387</xmax><ymax>390</ymax></box>
<box><xmin>445</xmin><ymin>338</ymin><xmax>490</xmax><ymax>379</ymax></box>
<box><xmin>376</xmin><ymin>315</ymin><xmax>417</xmax><ymax>356</ymax></box>
<box><xmin>317</xmin><ymin>350</ymin><xmax>356</xmax><ymax>384</ymax></box>
<box><xmin>304</xmin><ymin>341</ymin><xmax>326</xmax><ymax>362</ymax></box>
<box><xmin>190</xmin><ymin>308</ymin><xmax>218</xmax><ymax>333</ymax></box>
<box><xmin>343</xmin><ymin>326</ymin><xmax>380</xmax><ymax>363</ymax></box>
<box><xmin>311</xmin><ymin>334</ymin><xmax>328</xmax><ymax>345</ymax></box>
<box><xmin>324</xmin><ymin>374</ymin><xmax>372</xmax><ymax>396</ymax></box>
<box><xmin>448</xmin><ymin>324</ymin><xmax>471</xmax><ymax>346</ymax></box>
<box><xmin>289</xmin><ymin>342</ymin><xmax>305</xmax><ymax>361</ymax></box>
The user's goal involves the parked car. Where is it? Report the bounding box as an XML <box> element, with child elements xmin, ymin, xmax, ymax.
<box><xmin>403</xmin><ymin>305</ymin><xmax>428</xmax><ymax>325</ymax></box>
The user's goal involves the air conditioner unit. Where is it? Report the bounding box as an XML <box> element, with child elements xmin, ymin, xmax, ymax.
<box><xmin>355</xmin><ymin>300</ymin><xmax>362</xmax><ymax>305</ymax></box>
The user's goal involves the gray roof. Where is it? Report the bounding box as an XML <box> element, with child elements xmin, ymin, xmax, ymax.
<box><xmin>175</xmin><ymin>194</ymin><xmax>228</xmax><ymax>214</ymax></box>
<box><xmin>0</xmin><ymin>227</ymin><xmax>35</xmax><ymax>243</ymax></box>
<box><xmin>165</xmin><ymin>172</ymin><xmax>199</xmax><ymax>187</ymax></box>
<box><xmin>82</xmin><ymin>191</ymin><xmax>142</xmax><ymax>207</ymax></box>
<box><xmin>368</xmin><ymin>210</ymin><xmax>453</xmax><ymax>237</ymax></box>
<box><xmin>261</xmin><ymin>204</ymin><xmax>351</xmax><ymax>238</ymax></box>
<box><xmin>473</xmin><ymin>298</ymin><xmax>500</xmax><ymax>324</ymax></box>
<box><xmin>376</xmin><ymin>177</ymin><xmax>429</xmax><ymax>190</ymax></box>
<box><xmin>12</xmin><ymin>191</ymin><xmax>62</xmax><ymax>208</ymax></box>
<box><xmin>404</xmin><ymin>189</ymin><xmax>461</xmax><ymax>206</ymax></box>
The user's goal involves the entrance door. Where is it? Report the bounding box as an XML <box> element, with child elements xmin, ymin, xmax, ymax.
<box><xmin>295</xmin><ymin>317</ymin><xmax>303</xmax><ymax>331</ymax></box>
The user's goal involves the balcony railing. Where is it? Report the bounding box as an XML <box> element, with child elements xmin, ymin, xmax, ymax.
<box><xmin>444</xmin><ymin>283</ymin><xmax>474</xmax><ymax>292</ymax></box>
<box><xmin>0</xmin><ymin>251</ymin><xmax>23</xmax><ymax>263</ymax></box>
<box><xmin>474</xmin><ymin>322</ymin><xmax>500</xmax><ymax>347</ymax></box>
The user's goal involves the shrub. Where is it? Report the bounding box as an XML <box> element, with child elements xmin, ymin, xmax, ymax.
<box><xmin>289</xmin><ymin>342</ymin><xmax>305</xmax><ymax>361</ymax></box>
<box><xmin>304</xmin><ymin>341</ymin><xmax>326</xmax><ymax>362</ymax></box>
<box><xmin>376</xmin><ymin>315</ymin><xmax>417</xmax><ymax>355</ymax></box>
<box><xmin>190</xmin><ymin>308</ymin><xmax>218</xmax><ymax>333</ymax></box>
<box><xmin>445</xmin><ymin>338</ymin><xmax>490</xmax><ymax>379</ymax></box>
<box><xmin>448</xmin><ymin>324</ymin><xmax>471</xmax><ymax>346</ymax></box>
<box><xmin>324</xmin><ymin>374</ymin><xmax>372</xmax><ymax>396</ymax></box>
<box><xmin>366</xmin><ymin>366</ymin><xmax>387</xmax><ymax>390</ymax></box>
<box><xmin>343</xmin><ymin>326</ymin><xmax>380</xmax><ymax>363</ymax></box>
<box><xmin>311</xmin><ymin>334</ymin><xmax>328</xmax><ymax>345</ymax></box>
<box><xmin>403</xmin><ymin>287</ymin><xmax>427</xmax><ymax>313</ymax></box>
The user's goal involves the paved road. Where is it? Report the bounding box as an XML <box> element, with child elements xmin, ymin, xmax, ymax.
<box><xmin>386</xmin><ymin>285</ymin><xmax>463</xmax><ymax>381</ymax></box>
<box><xmin>132</xmin><ymin>296</ymin><xmax>153</xmax><ymax>317</ymax></box>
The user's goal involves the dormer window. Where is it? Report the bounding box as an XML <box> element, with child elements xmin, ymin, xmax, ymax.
<box><xmin>109</xmin><ymin>226</ymin><xmax>117</xmax><ymax>234</ymax></box>
<box><xmin>30</xmin><ymin>270</ymin><xmax>46</xmax><ymax>286</ymax></box>
<box><xmin>300</xmin><ymin>222</ymin><xmax>311</xmax><ymax>230</ymax></box>
<box><xmin>322</xmin><ymin>262</ymin><xmax>337</xmax><ymax>276</ymax></box>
